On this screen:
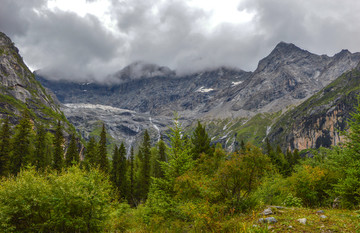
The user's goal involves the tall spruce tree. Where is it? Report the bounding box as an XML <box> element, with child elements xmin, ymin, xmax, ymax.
<box><xmin>191</xmin><ymin>121</ymin><xmax>211</xmax><ymax>159</ymax></box>
<box><xmin>118</xmin><ymin>142</ymin><xmax>127</xmax><ymax>198</ymax></box>
<box><xmin>84</xmin><ymin>136</ymin><xmax>97</xmax><ymax>169</ymax></box>
<box><xmin>0</xmin><ymin>117</ymin><xmax>12</xmax><ymax>176</ymax></box>
<box><xmin>111</xmin><ymin>145</ymin><xmax>120</xmax><ymax>188</ymax></box>
<box><xmin>10</xmin><ymin>111</ymin><xmax>34</xmax><ymax>175</ymax></box>
<box><xmin>34</xmin><ymin>124</ymin><xmax>47</xmax><ymax>171</ymax></box>
<box><xmin>53</xmin><ymin>121</ymin><xmax>64</xmax><ymax>172</ymax></box>
<box><xmin>139</xmin><ymin>130</ymin><xmax>151</xmax><ymax>201</ymax></box>
<box><xmin>65</xmin><ymin>134</ymin><xmax>78</xmax><ymax>167</ymax></box>
<box><xmin>153</xmin><ymin>135</ymin><xmax>166</xmax><ymax>178</ymax></box>
<box><xmin>129</xmin><ymin>146</ymin><xmax>135</xmax><ymax>204</ymax></box>
<box><xmin>98</xmin><ymin>124</ymin><xmax>109</xmax><ymax>173</ymax></box>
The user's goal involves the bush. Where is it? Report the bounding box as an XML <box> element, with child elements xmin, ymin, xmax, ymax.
<box><xmin>283</xmin><ymin>193</ymin><xmax>302</xmax><ymax>207</ymax></box>
<box><xmin>0</xmin><ymin>167</ymin><xmax>113</xmax><ymax>232</ymax></box>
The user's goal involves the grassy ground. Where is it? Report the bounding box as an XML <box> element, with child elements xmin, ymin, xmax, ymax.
<box><xmin>237</xmin><ymin>207</ymin><xmax>360</xmax><ymax>233</ymax></box>
<box><xmin>114</xmin><ymin>206</ymin><xmax>360</xmax><ymax>232</ymax></box>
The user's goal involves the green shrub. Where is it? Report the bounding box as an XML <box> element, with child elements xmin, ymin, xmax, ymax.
<box><xmin>0</xmin><ymin>167</ymin><xmax>113</xmax><ymax>232</ymax></box>
<box><xmin>283</xmin><ymin>193</ymin><xmax>302</xmax><ymax>207</ymax></box>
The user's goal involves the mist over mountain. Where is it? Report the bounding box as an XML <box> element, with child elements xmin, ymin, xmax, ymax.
<box><xmin>37</xmin><ymin>41</ymin><xmax>360</xmax><ymax>149</ymax></box>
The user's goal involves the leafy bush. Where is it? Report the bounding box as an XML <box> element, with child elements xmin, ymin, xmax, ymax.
<box><xmin>0</xmin><ymin>167</ymin><xmax>113</xmax><ymax>232</ymax></box>
<box><xmin>283</xmin><ymin>193</ymin><xmax>302</xmax><ymax>207</ymax></box>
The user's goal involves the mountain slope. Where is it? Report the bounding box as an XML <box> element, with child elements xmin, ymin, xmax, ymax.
<box><xmin>0</xmin><ymin>32</ymin><xmax>73</xmax><ymax>132</ymax></box>
<box><xmin>268</xmin><ymin>62</ymin><xmax>360</xmax><ymax>150</ymax></box>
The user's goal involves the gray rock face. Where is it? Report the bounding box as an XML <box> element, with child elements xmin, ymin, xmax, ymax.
<box><xmin>62</xmin><ymin>103</ymin><xmax>175</xmax><ymax>150</ymax></box>
<box><xmin>0</xmin><ymin>32</ymin><xmax>65</xmax><ymax>128</ymax></box>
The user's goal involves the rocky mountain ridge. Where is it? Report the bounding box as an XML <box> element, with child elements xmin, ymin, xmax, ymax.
<box><xmin>37</xmin><ymin>42</ymin><xmax>360</xmax><ymax>149</ymax></box>
<box><xmin>0</xmin><ymin>32</ymin><xmax>72</xmax><ymax>132</ymax></box>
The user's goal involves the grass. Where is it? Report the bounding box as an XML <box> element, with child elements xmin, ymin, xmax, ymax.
<box><xmin>109</xmin><ymin>206</ymin><xmax>360</xmax><ymax>232</ymax></box>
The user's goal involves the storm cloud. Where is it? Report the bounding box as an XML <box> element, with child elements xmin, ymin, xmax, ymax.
<box><xmin>1</xmin><ymin>0</ymin><xmax>360</xmax><ymax>81</ymax></box>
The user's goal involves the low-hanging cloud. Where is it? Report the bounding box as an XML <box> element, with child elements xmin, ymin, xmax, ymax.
<box><xmin>1</xmin><ymin>0</ymin><xmax>360</xmax><ymax>81</ymax></box>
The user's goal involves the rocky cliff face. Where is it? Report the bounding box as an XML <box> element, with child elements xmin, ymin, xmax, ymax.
<box><xmin>268</xmin><ymin>64</ymin><xmax>360</xmax><ymax>150</ymax></box>
<box><xmin>0</xmin><ymin>32</ymin><xmax>72</xmax><ymax>132</ymax></box>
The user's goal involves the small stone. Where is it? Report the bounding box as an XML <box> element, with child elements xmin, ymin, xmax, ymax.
<box><xmin>258</xmin><ymin>217</ymin><xmax>277</xmax><ymax>223</ymax></box>
<box><xmin>262</xmin><ymin>208</ymin><xmax>273</xmax><ymax>215</ymax></box>
<box><xmin>268</xmin><ymin>225</ymin><xmax>274</xmax><ymax>230</ymax></box>
<box><xmin>317</xmin><ymin>210</ymin><xmax>325</xmax><ymax>214</ymax></box>
<box><xmin>320</xmin><ymin>215</ymin><xmax>327</xmax><ymax>219</ymax></box>
<box><xmin>288</xmin><ymin>225</ymin><xmax>293</xmax><ymax>228</ymax></box>
<box><xmin>265</xmin><ymin>217</ymin><xmax>277</xmax><ymax>223</ymax></box>
<box><xmin>253</xmin><ymin>224</ymin><xmax>259</xmax><ymax>228</ymax></box>
<box><xmin>297</xmin><ymin>218</ymin><xmax>307</xmax><ymax>224</ymax></box>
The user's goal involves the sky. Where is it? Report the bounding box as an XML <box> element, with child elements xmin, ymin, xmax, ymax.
<box><xmin>1</xmin><ymin>0</ymin><xmax>360</xmax><ymax>81</ymax></box>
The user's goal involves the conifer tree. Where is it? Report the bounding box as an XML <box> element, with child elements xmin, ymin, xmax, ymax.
<box><xmin>111</xmin><ymin>145</ymin><xmax>120</xmax><ymax>187</ymax></box>
<box><xmin>98</xmin><ymin>124</ymin><xmax>109</xmax><ymax>173</ymax></box>
<box><xmin>66</xmin><ymin>134</ymin><xmax>79</xmax><ymax>167</ymax></box>
<box><xmin>134</xmin><ymin>149</ymin><xmax>143</xmax><ymax>204</ymax></box>
<box><xmin>84</xmin><ymin>137</ymin><xmax>97</xmax><ymax>169</ymax></box>
<box><xmin>128</xmin><ymin>146</ymin><xmax>135</xmax><ymax>205</ymax></box>
<box><xmin>0</xmin><ymin>117</ymin><xmax>12</xmax><ymax>176</ymax></box>
<box><xmin>139</xmin><ymin>130</ymin><xmax>151</xmax><ymax>201</ymax></box>
<box><xmin>53</xmin><ymin>121</ymin><xmax>64</xmax><ymax>172</ymax></box>
<box><xmin>34</xmin><ymin>124</ymin><xmax>47</xmax><ymax>171</ymax></box>
<box><xmin>153</xmin><ymin>135</ymin><xmax>166</xmax><ymax>178</ymax></box>
<box><xmin>118</xmin><ymin>142</ymin><xmax>127</xmax><ymax>198</ymax></box>
<box><xmin>10</xmin><ymin>111</ymin><xmax>34</xmax><ymax>175</ymax></box>
<box><xmin>191</xmin><ymin>121</ymin><xmax>211</xmax><ymax>159</ymax></box>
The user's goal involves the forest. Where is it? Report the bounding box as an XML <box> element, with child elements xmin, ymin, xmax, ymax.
<box><xmin>0</xmin><ymin>104</ymin><xmax>360</xmax><ymax>232</ymax></box>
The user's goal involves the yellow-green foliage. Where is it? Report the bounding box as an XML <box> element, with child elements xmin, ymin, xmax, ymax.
<box><xmin>0</xmin><ymin>167</ymin><xmax>113</xmax><ymax>232</ymax></box>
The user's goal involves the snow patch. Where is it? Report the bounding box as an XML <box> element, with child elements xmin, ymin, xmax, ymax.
<box><xmin>149</xmin><ymin>117</ymin><xmax>161</xmax><ymax>141</ymax></box>
<box><xmin>266</xmin><ymin>126</ymin><xmax>272</xmax><ymax>136</ymax></box>
<box><xmin>196</xmin><ymin>86</ymin><xmax>214</xmax><ymax>93</ymax></box>
<box><xmin>64</xmin><ymin>103</ymin><xmax>135</xmax><ymax>113</ymax></box>
<box><xmin>232</xmin><ymin>81</ymin><xmax>243</xmax><ymax>86</ymax></box>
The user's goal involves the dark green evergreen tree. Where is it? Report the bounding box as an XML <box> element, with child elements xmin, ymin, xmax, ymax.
<box><xmin>154</xmin><ymin>135</ymin><xmax>166</xmax><ymax>178</ymax></box>
<box><xmin>128</xmin><ymin>146</ymin><xmax>135</xmax><ymax>205</ymax></box>
<box><xmin>191</xmin><ymin>121</ymin><xmax>211</xmax><ymax>159</ymax></box>
<box><xmin>110</xmin><ymin>145</ymin><xmax>120</xmax><ymax>188</ymax></box>
<box><xmin>53</xmin><ymin>121</ymin><xmax>64</xmax><ymax>172</ymax></box>
<box><xmin>34</xmin><ymin>124</ymin><xmax>47</xmax><ymax>171</ymax></box>
<box><xmin>84</xmin><ymin>137</ymin><xmax>98</xmax><ymax>169</ymax></box>
<box><xmin>118</xmin><ymin>142</ymin><xmax>127</xmax><ymax>199</ymax></box>
<box><xmin>139</xmin><ymin>130</ymin><xmax>151</xmax><ymax>201</ymax></box>
<box><xmin>0</xmin><ymin>117</ymin><xmax>12</xmax><ymax>176</ymax></box>
<box><xmin>65</xmin><ymin>134</ymin><xmax>79</xmax><ymax>167</ymax></box>
<box><xmin>10</xmin><ymin>111</ymin><xmax>34</xmax><ymax>175</ymax></box>
<box><xmin>98</xmin><ymin>124</ymin><xmax>109</xmax><ymax>173</ymax></box>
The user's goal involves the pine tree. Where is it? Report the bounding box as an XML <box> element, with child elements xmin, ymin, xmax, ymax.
<box><xmin>110</xmin><ymin>145</ymin><xmax>120</xmax><ymax>188</ymax></box>
<box><xmin>84</xmin><ymin>137</ymin><xmax>98</xmax><ymax>169</ymax></box>
<box><xmin>191</xmin><ymin>121</ymin><xmax>211</xmax><ymax>159</ymax></box>
<box><xmin>10</xmin><ymin>111</ymin><xmax>34</xmax><ymax>175</ymax></box>
<box><xmin>153</xmin><ymin>135</ymin><xmax>166</xmax><ymax>178</ymax></box>
<box><xmin>98</xmin><ymin>124</ymin><xmax>109</xmax><ymax>173</ymax></box>
<box><xmin>66</xmin><ymin>134</ymin><xmax>79</xmax><ymax>167</ymax></box>
<box><xmin>53</xmin><ymin>121</ymin><xmax>64</xmax><ymax>172</ymax></box>
<box><xmin>118</xmin><ymin>142</ymin><xmax>127</xmax><ymax>198</ymax></box>
<box><xmin>139</xmin><ymin>130</ymin><xmax>151</xmax><ymax>201</ymax></box>
<box><xmin>128</xmin><ymin>146</ymin><xmax>135</xmax><ymax>205</ymax></box>
<box><xmin>34</xmin><ymin>124</ymin><xmax>47</xmax><ymax>171</ymax></box>
<box><xmin>0</xmin><ymin>117</ymin><xmax>12</xmax><ymax>176</ymax></box>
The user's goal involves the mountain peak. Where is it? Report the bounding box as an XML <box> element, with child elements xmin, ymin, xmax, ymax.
<box><xmin>273</xmin><ymin>41</ymin><xmax>303</xmax><ymax>54</ymax></box>
<box><xmin>115</xmin><ymin>61</ymin><xmax>176</xmax><ymax>81</ymax></box>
